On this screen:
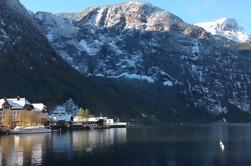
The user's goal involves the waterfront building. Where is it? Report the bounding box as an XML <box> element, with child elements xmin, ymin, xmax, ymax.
<box><xmin>0</xmin><ymin>97</ymin><xmax>48</xmax><ymax>128</ymax></box>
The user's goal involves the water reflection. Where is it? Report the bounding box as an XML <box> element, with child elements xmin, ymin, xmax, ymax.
<box><xmin>0</xmin><ymin>134</ymin><xmax>49</xmax><ymax>166</ymax></box>
<box><xmin>0</xmin><ymin>128</ymin><xmax>127</xmax><ymax>166</ymax></box>
<box><xmin>50</xmin><ymin>128</ymin><xmax>127</xmax><ymax>152</ymax></box>
<box><xmin>1</xmin><ymin>125</ymin><xmax>251</xmax><ymax>166</ymax></box>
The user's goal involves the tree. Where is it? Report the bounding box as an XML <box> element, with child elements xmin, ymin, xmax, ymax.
<box><xmin>2</xmin><ymin>110</ymin><xmax>13</xmax><ymax>128</ymax></box>
<box><xmin>20</xmin><ymin>110</ymin><xmax>40</xmax><ymax>126</ymax></box>
<box><xmin>77</xmin><ymin>108</ymin><xmax>90</xmax><ymax>122</ymax></box>
<box><xmin>97</xmin><ymin>119</ymin><xmax>105</xmax><ymax>127</ymax></box>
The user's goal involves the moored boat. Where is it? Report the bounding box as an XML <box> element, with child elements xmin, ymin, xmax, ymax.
<box><xmin>105</xmin><ymin>119</ymin><xmax>127</xmax><ymax>128</ymax></box>
<box><xmin>108</xmin><ymin>122</ymin><xmax>127</xmax><ymax>128</ymax></box>
<box><xmin>10</xmin><ymin>126</ymin><xmax>51</xmax><ymax>134</ymax></box>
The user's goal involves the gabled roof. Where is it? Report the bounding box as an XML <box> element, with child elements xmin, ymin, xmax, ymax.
<box><xmin>32</xmin><ymin>103</ymin><xmax>46</xmax><ymax>112</ymax></box>
<box><xmin>0</xmin><ymin>98</ymin><xmax>32</xmax><ymax>110</ymax></box>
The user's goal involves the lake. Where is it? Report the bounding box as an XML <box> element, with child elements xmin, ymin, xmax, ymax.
<box><xmin>1</xmin><ymin>124</ymin><xmax>251</xmax><ymax>166</ymax></box>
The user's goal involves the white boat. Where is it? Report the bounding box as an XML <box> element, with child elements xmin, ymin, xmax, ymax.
<box><xmin>106</xmin><ymin>119</ymin><xmax>127</xmax><ymax>128</ymax></box>
<box><xmin>109</xmin><ymin>122</ymin><xmax>127</xmax><ymax>128</ymax></box>
<box><xmin>10</xmin><ymin>126</ymin><xmax>51</xmax><ymax>134</ymax></box>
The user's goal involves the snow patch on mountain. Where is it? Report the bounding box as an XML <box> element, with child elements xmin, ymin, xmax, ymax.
<box><xmin>0</xmin><ymin>29</ymin><xmax>8</xmax><ymax>39</ymax></box>
<box><xmin>163</xmin><ymin>80</ymin><xmax>173</xmax><ymax>87</ymax></box>
<box><xmin>108</xmin><ymin>72</ymin><xmax>155</xmax><ymax>83</ymax></box>
<box><xmin>195</xmin><ymin>18</ymin><xmax>250</xmax><ymax>43</ymax></box>
<box><xmin>34</xmin><ymin>12</ymin><xmax>80</xmax><ymax>41</ymax></box>
<box><xmin>79</xmin><ymin>39</ymin><xmax>101</xmax><ymax>56</ymax></box>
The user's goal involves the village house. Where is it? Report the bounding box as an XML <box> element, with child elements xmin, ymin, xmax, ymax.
<box><xmin>0</xmin><ymin>97</ymin><xmax>49</xmax><ymax>128</ymax></box>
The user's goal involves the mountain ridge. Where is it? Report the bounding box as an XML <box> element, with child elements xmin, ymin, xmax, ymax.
<box><xmin>196</xmin><ymin>17</ymin><xmax>251</xmax><ymax>43</ymax></box>
<box><xmin>33</xmin><ymin>1</ymin><xmax>251</xmax><ymax>117</ymax></box>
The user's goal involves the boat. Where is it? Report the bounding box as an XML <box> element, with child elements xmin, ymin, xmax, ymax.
<box><xmin>10</xmin><ymin>126</ymin><xmax>51</xmax><ymax>134</ymax></box>
<box><xmin>108</xmin><ymin>122</ymin><xmax>127</xmax><ymax>128</ymax></box>
<box><xmin>105</xmin><ymin>119</ymin><xmax>127</xmax><ymax>128</ymax></box>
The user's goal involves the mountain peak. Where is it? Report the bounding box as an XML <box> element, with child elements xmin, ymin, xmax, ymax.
<box><xmin>214</xmin><ymin>18</ymin><xmax>238</xmax><ymax>29</ymax></box>
<box><xmin>105</xmin><ymin>1</ymin><xmax>157</xmax><ymax>8</ymax></box>
<box><xmin>123</xmin><ymin>1</ymin><xmax>152</xmax><ymax>6</ymax></box>
<box><xmin>215</xmin><ymin>17</ymin><xmax>237</xmax><ymax>24</ymax></box>
<box><xmin>196</xmin><ymin>18</ymin><xmax>250</xmax><ymax>43</ymax></box>
<box><xmin>71</xmin><ymin>1</ymin><xmax>185</xmax><ymax>32</ymax></box>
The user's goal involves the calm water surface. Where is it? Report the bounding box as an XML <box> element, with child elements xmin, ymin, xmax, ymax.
<box><xmin>1</xmin><ymin>124</ymin><xmax>251</xmax><ymax>166</ymax></box>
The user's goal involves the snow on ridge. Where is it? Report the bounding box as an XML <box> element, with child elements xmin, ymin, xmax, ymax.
<box><xmin>195</xmin><ymin>18</ymin><xmax>250</xmax><ymax>43</ymax></box>
<box><xmin>46</xmin><ymin>33</ymin><xmax>53</xmax><ymax>42</ymax></box>
<box><xmin>34</xmin><ymin>12</ymin><xmax>80</xmax><ymax>41</ymax></box>
<box><xmin>114</xmin><ymin>73</ymin><xmax>154</xmax><ymax>83</ymax></box>
<box><xmin>192</xmin><ymin>39</ymin><xmax>200</xmax><ymax>54</ymax></box>
<box><xmin>0</xmin><ymin>29</ymin><xmax>8</xmax><ymax>39</ymax></box>
<box><xmin>93</xmin><ymin>72</ymin><xmax>155</xmax><ymax>83</ymax></box>
<box><xmin>79</xmin><ymin>38</ymin><xmax>104</xmax><ymax>56</ymax></box>
<box><xmin>93</xmin><ymin>72</ymin><xmax>176</xmax><ymax>86</ymax></box>
<box><xmin>163</xmin><ymin>80</ymin><xmax>173</xmax><ymax>87</ymax></box>
<box><xmin>79</xmin><ymin>39</ymin><xmax>96</xmax><ymax>55</ymax></box>
<box><xmin>195</xmin><ymin>18</ymin><xmax>237</xmax><ymax>30</ymax></box>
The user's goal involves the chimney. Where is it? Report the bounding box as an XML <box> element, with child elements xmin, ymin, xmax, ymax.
<box><xmin>4</xmin><ymin>97</ymin><xmax>7</xmax><ymax>102</ymax></box>
<box><xmin>17</xmin><ymin>96</ymin><xmax>20</xmax><ymax>100</ymax></box>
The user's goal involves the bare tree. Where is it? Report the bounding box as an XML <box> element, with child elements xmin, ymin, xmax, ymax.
<box><xmin>20</xmin><ymin>110</ymin><xmax>40</xmax><ymax>126</ymax></box>
<box><xmin>2</xmin><ymin>110</ymin><xmax>13</xmax><ymax>128</ymax></box>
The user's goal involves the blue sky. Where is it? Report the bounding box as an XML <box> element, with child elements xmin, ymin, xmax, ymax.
<box><xmin>20</xmin><ymin>0</ymin><xmax>251</xmax><ymax>33</ymax></box>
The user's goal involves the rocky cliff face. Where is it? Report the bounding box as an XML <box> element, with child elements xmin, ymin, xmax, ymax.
<box><xmin>33</xmin><ymin>1</ymin><xmax>251</xmax><ymax>117</ymax></box>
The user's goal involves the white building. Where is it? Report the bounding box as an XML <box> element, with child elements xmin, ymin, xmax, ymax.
<box><xmin>49</xmin><ymin>106</ymin><xmax>72</xmax><ymax>122</ymax></box>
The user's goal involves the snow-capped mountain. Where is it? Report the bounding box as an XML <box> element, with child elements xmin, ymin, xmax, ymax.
<box><xmin>1</xmin><ymin>0</ymin><xmax>250</xmax><ymax>122</ymax></box>
<box><xmin>196</xmin><ymin>18</ymin><xmax>250</xmax><ymax>43</ymax></box>
<box><xmin>34</xmin><ymin>1</ymin><xmax>208</xmax><ymax>76</ymax></box>
<box><xmin>33</xmin><ymin>1</ymin><xmax>251</xmax><ymax>117</ymax></box>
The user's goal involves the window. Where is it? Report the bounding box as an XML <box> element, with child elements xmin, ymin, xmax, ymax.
<box><xmin>3</xmin><ymin>105</ymin><xmax>11</xmax><ymax>110</ymax></box>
